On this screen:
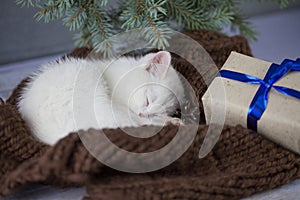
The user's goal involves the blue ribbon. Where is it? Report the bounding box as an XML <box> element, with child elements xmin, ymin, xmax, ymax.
<box><xmin>219</xmin><ymin>58</ymin><xmax>300</xmax><ymax>132</ymax></box>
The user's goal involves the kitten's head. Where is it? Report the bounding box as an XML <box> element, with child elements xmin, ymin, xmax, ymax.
<box><xmin>124</xmin><ymin>51</ymin><xmax>185</xmax><ymax>120</ymax></box>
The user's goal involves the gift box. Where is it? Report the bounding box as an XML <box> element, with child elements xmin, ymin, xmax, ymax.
<box><xmin>202</xmin><ymin>52</ymin><xmax>300</xmax><ymax>154</ymax></box>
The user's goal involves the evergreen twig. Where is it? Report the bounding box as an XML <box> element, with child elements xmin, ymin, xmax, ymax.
<box><xmin>16</xmin><ymin>0</ymin><xmax>292</xmax><ymax>56</ymax></box>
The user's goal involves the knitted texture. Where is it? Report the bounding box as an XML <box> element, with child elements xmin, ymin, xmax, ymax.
<box><xmin>0</xmin><ymin>30</ymin><xmax>299</xmax><ymax>200</ymax></box>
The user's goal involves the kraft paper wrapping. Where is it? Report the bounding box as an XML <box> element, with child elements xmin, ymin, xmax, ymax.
<box><xmin>202</xmin><ymin>52</ymin><xmax>300</xmax><ymax>154</ymax></box>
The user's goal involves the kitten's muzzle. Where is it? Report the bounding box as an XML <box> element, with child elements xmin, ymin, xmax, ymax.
<box><xmin>138</xmin><ymin>112</ymin><xmax>150</xmax><ymax>118</ymax></box>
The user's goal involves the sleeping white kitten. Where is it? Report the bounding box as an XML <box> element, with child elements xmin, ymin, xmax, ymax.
<box><xmin>18</xmin><ymin>51</ymin><xmax>185</xmax><ymax>145</ymax></box>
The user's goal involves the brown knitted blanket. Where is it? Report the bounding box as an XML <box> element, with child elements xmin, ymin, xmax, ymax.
<box><xmin>1</xmin><ymin>30</ymin><xmax>299</xmax><ymax>200</ymax></box>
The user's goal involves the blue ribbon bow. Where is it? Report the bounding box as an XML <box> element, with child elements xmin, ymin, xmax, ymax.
<box><xmin>220</xmin><ymin>58</ymin><xmax>300</xmax><ymax>132</ymax></box>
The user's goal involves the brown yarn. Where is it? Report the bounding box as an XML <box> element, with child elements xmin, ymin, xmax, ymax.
<box><xmin>0</xmin><ymin>30</ymin><xmax>299</xmax><ymax>200</ymax></box>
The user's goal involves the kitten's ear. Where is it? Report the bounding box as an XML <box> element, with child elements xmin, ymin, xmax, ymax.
<box><xmin>146</xmin><ymin>51</ymin><xmax>171</xmax><ymax>79</ymax></box>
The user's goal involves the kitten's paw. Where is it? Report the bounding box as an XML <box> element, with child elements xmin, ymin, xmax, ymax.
<box><xmin>166</xmin><ymin>118</ymin><xmax>182</xmax><ymax>126</ymax></box>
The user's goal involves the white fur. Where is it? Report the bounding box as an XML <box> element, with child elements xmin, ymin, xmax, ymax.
<box><xmin>17</xmin><ymin>51</ymin><xmax>185</xmax><ymax>145</ymax></box>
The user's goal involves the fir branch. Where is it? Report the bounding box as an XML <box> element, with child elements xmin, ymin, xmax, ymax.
<box><xmin>142</xmin><ymin>16</ymin><xmax>171</xmax><ymax>49</ymax></box>
<box><xmin>231</xmin><ymin>14</ymin><xmax>258</xmax><ymax>40</ymax></box>
<box><xmin>97</xmin><ymin>0</ymin><xmax>108</xmax><ymax>7</ymax></box>
<box><xmin>89</xmin><ymin>2</ymin><xmax>114</xmax><ymax>56</ymax></box>
<box><xmin>16</xmin><ymin>0</ymin><xmax>293</xmax><ymax>56</ymax></box>
<box><xmin>90</xmin><ymin>2</ymin><xmax>112</xmax><ymax>40</ymax></box>
<box><xmin>62</xmin><ymin>0</ymin><xmax>89</xmax><ymax>31</ymax></box>
<box><xmin>16</xmin><ymin>0</ymin><xmax>40</xmax><ymax>7</ymax></box>
<box><xmin>73</xmin><ymin>30</ymin><xmax>92</xmax><ymax>47</ymax></box>
<box><xmin>119</xmin><ymin>0</ymin><xmax>170</xmax><ymax>49</ymax></box>
<box><xmin>165</xmin><ymin>0</ymin><xmax>234</xmax><ymax>30</ymax></box>
<box><xmin>34</xmin><ymin>0</ymin><xmax>66</xmax><ymax>22</ymax></box>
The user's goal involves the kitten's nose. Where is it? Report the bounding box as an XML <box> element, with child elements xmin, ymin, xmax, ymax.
<box><xmin>138</xmin><ymin>112</ymin><xmax>148</xmax><ymax>118</ymax></box>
